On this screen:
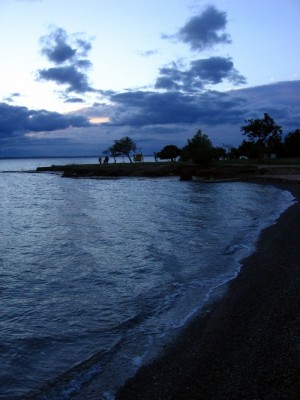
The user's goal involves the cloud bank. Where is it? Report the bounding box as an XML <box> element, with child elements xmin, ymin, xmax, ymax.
<box><xmin>0</xmin><ymin>102</ymin><xmax>91</xmax><ymax>139</ymax></box>
<box><xmin>105</xmin><ymin>80</ymin><xmax>299</xmax><ymax>131</ymax></box>
<box><xmin>1</xmin><ymin>80</ymin><xmax>299</xmax><ymax>157</ymax></box>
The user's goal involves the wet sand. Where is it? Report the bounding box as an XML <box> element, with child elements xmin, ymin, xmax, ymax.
<box><xmin>117</xmin><ymin>182</ymin><xmax>300</xmax><ymax>399</ymax></box>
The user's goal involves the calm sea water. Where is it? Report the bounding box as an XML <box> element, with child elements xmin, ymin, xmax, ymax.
<box><xmin>0</xmin><ymin>158</ymin><xmax>295</xmax><ymax>399</ymax></box>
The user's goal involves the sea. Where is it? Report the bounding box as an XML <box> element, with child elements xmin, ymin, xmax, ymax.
<box><xmin>0</xmin><ymin>157</ymin><xmax>296</xmax><ymax>399</ymax></box>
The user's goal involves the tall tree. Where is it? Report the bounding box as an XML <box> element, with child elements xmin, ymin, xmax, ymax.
<box><xmin>240</xmin><ymin>113</ymin><xmax>282</xmax><ymax>158</ymax></box>
<box><xmin>180</xmin><ymin>130</ymin><xmax>213</xmax><ymax>166</ymax></box>
<box><xmin>109</xmin><ymin>136</ymin><xmax>137</xmax><ymax>163</ymax></box>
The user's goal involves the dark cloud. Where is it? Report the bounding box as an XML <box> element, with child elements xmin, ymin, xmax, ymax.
<box><xmin>155</xmin><ymin>57</ymin><xmax>246</xmax><ymax>92</ymax></box>
<box><xmin>138</xmin><ymin>50</ymin><xmax>159</xmax><ymax>57</ymax></box>
<box><xmin>26</xmin><ymin>110</ymin><xmax>90</xmax><ymax>132</ymax></box>
<box><xmin>38</xmin><ymin>66</ymin><xmax>93</xmax><ymax>93</ymax></box>
<box><xmin>3</xmin><ymin>93</ymin><xmax>21</xmax><ymax>103</ymax></box>
<box><xmin>102</xmin><ymin>80</ymin><xmax>300</xmax><ymax>141</ymax></box>
<box><xmin>75</xmin><ymin>59</ymin><xmax>92</xmax><ymax>69</ymax></box>
<box><xmin>228</xmin><ymin>80</ymin><xmax>300</xmax><ymax>128</ymax></box>
<box><xmin>41</xmin><ymin>28</ymin><xmax>76</xmax><ymax>64</ymax></box>
<box><xmin>0</xmin><ymin>102</ymin><xmax>91</xmax><ymax>139</ymax></box>
<box><xmin>109</xmin><ymin>89</ymin><xmax>246</xmax><ymax>127</ymax></box>
<box><xmin>190</xmin><ymin>58</ymin><xmax>246</xmax><ymax>85</ymax></box>
<box><xmin>157</xmin><ymin>6</ymin><xmax>243</xmax><ymax>93</ymax></box>
<box><xmin>40</xmin><ymin>27</ymin><xmax>92</xmax><ymax>64</ymax></box>
<box><xmin>155</xmin><ymin>67</ymin><xmax>186</xmax><ymax>91</ymax></box>
<box><xmin>1</xmin><ymin>81</ymin><xmax>299</xmax><ymax>157</ymax></box>
<box><xmin>164</xmin><ymin>5</ymin><xmax>231</xmax><ymax>51</ymax></box>
<box><xmin>155</xmin><ymin>63</ymin><xmax>186</xmax><ymax>91</ymax></box>
<box><xmin>75</xmin><ymin>38</ymin><xmax>92</xmax><ymax>57</ymax></box>
<box><xmin>37</xmin><ymin>27</ymin><xmax>94</xmax><ymax>94</ymax></box>
<box><xmin>64</xmin><ymin>97</ymin><xmax>85</xmax><ymax>103</ymax></box>
<box><xmin>155</xmin><ymin>75</ymin><xmax>181</xmax><ymax>91</ymax></box>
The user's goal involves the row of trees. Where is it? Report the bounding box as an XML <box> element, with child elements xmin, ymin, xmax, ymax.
<box><xmin>104</xmin><ymin>132</ymin><xmax>219</xmax><ymax>165</ymax></box>
<box><xmin>232</xmin><ymin>112</ymin><xmax>300</xmax><ymax>159</ymax></box>
<box><xmin>231</xmin><ymin>125</ymin><xmax>300</xmax><ymax>160</ymax></box>
<box><xmin>157</xmin><ymin>113</ymin><xmax>300</xmax><ymax>163</ymax></box>
<box><xmin>156</xmin><ymin>130</ymin><xmax>226</xmax><ymax>166</ymax></box>
<box><xmin>103</xmin><ymin>113</ymin><xmax>300</xmax><ymax>165</ymax></box>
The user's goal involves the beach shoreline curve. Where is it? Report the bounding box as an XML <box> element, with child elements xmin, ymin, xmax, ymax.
<box><xmin>116</xmin><ymin>181</ymin><xmax>300</xmax><ymax>400</ymax></box>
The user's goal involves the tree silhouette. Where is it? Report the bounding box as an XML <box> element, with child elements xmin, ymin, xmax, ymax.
<box><xmin>109</xmin><ymin>136</ymin><xmax>137</xmax><ymax>163</ymax></box>
<box><xmin>157</xmin><ymin>145</ymin><xmax>181</xmax><ymax>162</ymax></box>
<box><xmin>180</xmin><ymin>130</ymin><xmax>213</xmax><ymax>165</ymax></box>
<box><xmin>240</xmin><ymin>113</ymin><xmax>282</xmax><ymax>159</ymax></box>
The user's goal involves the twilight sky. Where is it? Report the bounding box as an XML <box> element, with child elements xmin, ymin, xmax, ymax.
<box><xmin>0</xmin><ymin>0</ymin><xmax>299</xmax><ymax>157</ymax></box>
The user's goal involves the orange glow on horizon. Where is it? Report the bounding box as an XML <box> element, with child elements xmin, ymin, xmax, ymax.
<box><xmin>89</xmin><ymin>117</ymin><xmax>110</xmax><ymax>124</ymax></box>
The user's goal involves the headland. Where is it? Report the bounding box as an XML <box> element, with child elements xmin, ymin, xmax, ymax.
<box><xmin>35</xmin><ymin>161</ymin><xmax>300</xmax><ymax>183</ymax></box>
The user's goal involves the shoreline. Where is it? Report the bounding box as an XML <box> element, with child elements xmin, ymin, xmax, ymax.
<box><xmin>32</xmin><ymin>162</ymin><xmax>264</xmax><ymax>180</ymax></box>
<box><xmin>116</xmin><ymin>181</ymin><xmax>300</xmax><ymax>399</ymax></box>
<box><xmin>34</xmin><ymin>162</ymin><xmax>300</xmax><ymax>184</ymax></box>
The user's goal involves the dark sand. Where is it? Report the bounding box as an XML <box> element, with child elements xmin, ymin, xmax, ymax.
<box><xmin>117</xmin><ymin>182</ymin><xmax>300</xmax><ymax>400</ymax></box>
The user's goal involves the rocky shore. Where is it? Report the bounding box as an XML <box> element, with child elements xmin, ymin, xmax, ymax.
<box><xmin>116</xmin><ymin>182</ymin><xmax>300</xmax><ymax>399</ymax></box>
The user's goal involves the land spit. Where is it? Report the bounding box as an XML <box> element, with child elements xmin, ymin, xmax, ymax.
<box><xmin>35</xmin><ymin>162</ymin><xmax>300</xmax><ymax>182</ymax></box>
